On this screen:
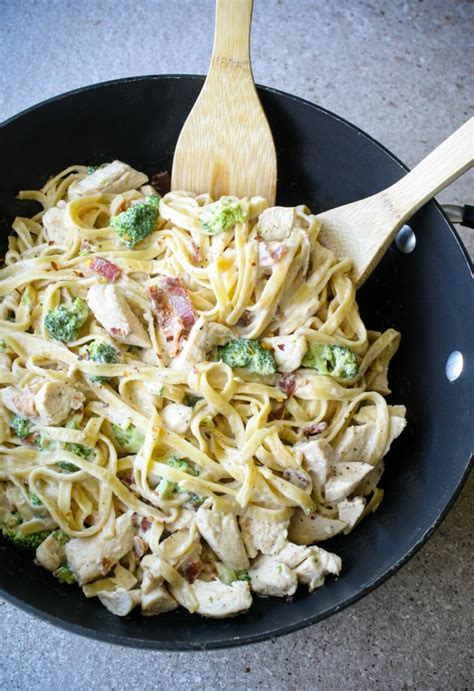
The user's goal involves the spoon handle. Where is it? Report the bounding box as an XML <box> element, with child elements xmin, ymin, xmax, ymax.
<box><xmin>386</xmin><ymin>117</ymin><xmax>474</xmax><ymax>223</ymax></box>
<box><xmin>211</xmin><ymin>0</ymin><xmax>253</xmax><ymax>66</ymax></box>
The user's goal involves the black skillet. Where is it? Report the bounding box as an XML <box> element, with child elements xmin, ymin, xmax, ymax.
<box><xmin>0</xmin><ymin>76</ymin><xmax>472</xmax><ymax>650</ymax></box>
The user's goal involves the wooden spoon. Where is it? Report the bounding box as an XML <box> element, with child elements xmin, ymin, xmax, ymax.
<box><xmin>171</xmin><ymin>0</ymin><xmax>277</xmax><ymax>204</ymax></box>
<box><xmin>317</xmin><ymin>117</ymin><xmax>474</xmax><ymax>286</ymax></box>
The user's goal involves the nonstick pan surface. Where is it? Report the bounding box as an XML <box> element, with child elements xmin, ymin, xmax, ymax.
<box><xmin>0</xmin><ymin>76</ymin><xmax>472</xmax><ymax>650</ymax></box>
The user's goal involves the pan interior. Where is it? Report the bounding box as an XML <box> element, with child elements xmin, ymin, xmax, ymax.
<box><xmin>0</xmin><ymin>76</ymin><xmax>472</xmax><ymax>650</ymax></box>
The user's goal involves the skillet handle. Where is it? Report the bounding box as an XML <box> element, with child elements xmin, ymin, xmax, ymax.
<box><xmin>385</xmin><ymin>118</ymin><xmax>474</xmax><ymax>221</ymax></box>
<box><xmin>443</xmin><ymin>203</ymin><xmax>474</xmax><ymax>229</ymax></box>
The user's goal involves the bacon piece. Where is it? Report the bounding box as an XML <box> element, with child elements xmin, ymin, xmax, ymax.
<box><xmin>91</xmin><ymin>257</ymin><xmax>121</xmax><ymax>282</ymax></box>
<box><xmin>133</xmin><ymin>536</ymin><xmax>148</xmax><ymax>558</ymax></box>
<box><xmin>141</xmin><ymin>517</ymin><xmax>152</xmax><ymax>531</ymax></box>
<box><xmin>276</xmin><ymin>373</ymin><xmax>298</xmax><ymax>398</ymax></box>
<box><xmin>236</xmin><ymin>310</ymin><xmax>251</xmax><ymax>328</ymax></box>
<box><xmin>148</xmin><ymin>277</ymin><xmax>196</xmax><ymax>356</ymax></box>
<box><xmin>303</xmin><ymin>421</ymin><xmax>328</xmax><ymax>437</ymax></box>
<box><xmin>160</xmin><ymin>277</ymin><xmax>196</xmax><ymax>330</ymax></box>
<box><xmin>148</xmin><ymin>286</ymin><xmax>173</xmax><ymax>329</ymax></box>
<box><xmin>180</xmin><ymin>558</ymin><xmax>202</xmax><ymax>584</ymax></box>
<box><xmin>267</xmin><ymin>243</ymin><xmax>287</xmax><ymax>262</ymax></box>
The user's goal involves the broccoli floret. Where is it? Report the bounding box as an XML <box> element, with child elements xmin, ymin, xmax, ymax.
<box><xmin>199</xmin><ymin>197</ymin><xmax>248</xmax><ymax>235</ymax></box>
<box><xmin>0</xmin><ymin>511</ymin><xmax>21</xmax><ymax>530</ymax></box>
<box><xmin>167</xmin><ymin>455</ymin><xmax>200</xmax><ymax>477</ymax></box>
<box><xmin>2</xmin><ymin>526</ymin><xmax>50</xmax><ymax>550</ymax></box>
<box><xmin>54</xmin><ymin>564</ymin><xmax>76</xmax><ymax>584</ymax></box>
<box><xmin>65</xmin><ymin>442</ymin><xmax>93</xmax><ymax>460</ymax></box>
<box><xmin>28</xmin><ymin>492</ymin><xmax>42</xmax><ymax>507</ymax></box>
<box><xmin>45</xmin><ymin>298</ymin><xmax>89</xmax><ymax>342</ymax></box>
<box><xmin>57</xmin><ymin>461</ymin><xmax>80</xmax><ymax>473</ymax></box>
<box><xmin>218</xmin><ymin>338</ymin><xmax>276</xmax><ymax>375</ymax></box>
<box><xmin>64</xmin><ymin>419</ymin><xmax>93</xmax><ymax>459</ymax></box>
<box><xmin>156</xmin><ymin>478</ymin><xmax>177</xmax><ymax>500</ymax></box>
<box><xmin>157</xmin><ymin>456</ymin><xmax>200</xmax><ymax>499</ymax></box>
<box><xmin>111</xmin><ymin>423</ymin><xmax>145</xmax><ymax>453</ymax></box>
<box><xmin>302</xmin><ymin>343</ymin><xmax>359</xmax><ymax>379</ymax></box>
<box><xmin>111</xmin><ymin>195</ymin><xmax>160</xmax><ymax>248</ymax></box>
<box><xmin>216</xmin><ymin>563</ymin><xmax>251</xmax><ymax>585</ymax></box>
<box><xmin>85</xmin><ymin>340</ymin><xmax>119</xmax><ymax>383</ymax></box>
<box><xmin>10</xmin><ymin>414</ymin><xmax>34</xmax><ymax>439</ymax></box>
<box><xmin>188</xmin><ymin>493</ymin><xmax>205</xmax><ymax>507</ymax></box>
<box><xmin>51</xmin><ymin>529</ymin><xmax>70</xmax><ymax>545</ymax></box>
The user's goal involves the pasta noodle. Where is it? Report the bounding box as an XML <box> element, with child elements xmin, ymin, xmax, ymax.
<box><xmin>0</xmin><ymin>161</ymin><xmax>406</xmax><ymax>618</ymax></box>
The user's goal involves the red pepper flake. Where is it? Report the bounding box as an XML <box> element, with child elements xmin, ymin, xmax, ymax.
<box><xmin>277</xmin><ymin>344</ymin><xmax>285</xmax><ymax>351</ymax></box>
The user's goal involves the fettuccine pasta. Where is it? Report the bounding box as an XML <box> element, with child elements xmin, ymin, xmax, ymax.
<box><xmin>0</xmin><ymin>161</ymin><xmax>406</xmax><ymax>618</ymax></box>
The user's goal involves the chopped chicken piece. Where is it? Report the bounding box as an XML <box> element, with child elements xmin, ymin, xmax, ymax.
<box><xmin>262</xmin><ymin>334</ymin><xmax>307</xmax><ymax>372</ymax></box>
<box><xmin>288</xmin><ymin>509</ymin><xmax>346</xmax><ymax>544</ymax></box>
<box><xmin>170</xmin><ymin>317</ymin><xmax>232</xmax><ymax>371</ymax></box>
<box><xmin>87</xmin><ymin>284</ymin><xmax>150</xmax><ymax>348</ymax></box>
<box><xmin>42</xmin><ymin>205</ymin><xmax>69</xmax><ymax>245</ymax></box>
<box><xmin>239</xmin><ymin>516</ymin><xmax>290</xmax><ymax>558</ymax></box>
<box><xmin>97</xmin><ymin>587</ymin><xmax>141</xmax><ymax>617</ymax></box>
<box><xmin>193</xmin><ymin>578</ymin><xmax>252</xmax><ymax>618</ymax></box>
<box><xmin>295</xmin><ymin>438</ymin><xmax>336</xmax><ymax>496</ymax></box>
<box><xmin>336</xmin><ymin>410</ymin><xmax>406</xmax><ymax>463</ymax></box>
<box><xmin>257</xmin><ymin>206</ymin><xmax>296</xmax><ymax>241</ymax></box>
<box><xmin>141</xmin><ymin>585</ymin><xmax>178</xmax><ymax>616</ymax></box>
<box><xmin>161</xmin><ymin>403</ymin><xmax>192</xmax><ymax>434</ymax></box>
<box><xmin>126</xmin><ymin>381</ymin><xmax>156</xmax><ymax>414</ymax></box>
<box><xmin>140</xmin><ymin>556</ymin><xmax>164</xmax><ymax>595</ymax></box>
<box><xmin>338</xmin><ymin>497</ymin><xmax>366</xmax><ymax>533</ymax></box>
<box><xmin>276</xmin><ymin>541</ymin><xmax>310</xmax><ymax>568</ymax></box>
<box><xmin>248</xmin><ymin>555</ymin><xmax>298</xmax><ymax>597</ymax></box>
<box><xmin>2</xmin><ymin>386</ymin><xmax>37</xmax><ymax>418</ymax></box>
<box><xmin>65</xmin><ymin>513</ymin><xmax>134</xmax><ymax>585</ymax></box>
<box><xmin>195</xmin><ymin>507</ymin><xmax>249</xmax><ymax>570</ymax></box>
<box><xmin>282</xmin><ymin>468</ymin><xmax>312</xmax><ymax>491</ymax></box>
<box><xmin>357</xmin><ymin>461</ymin><xmax>385</xmax><ymax>496</ymax></box>
<box><xmin>325</xmin><ymin>462</ymin><xmax>374</xmax><ymax>504</ymax></box>
<box><xmin>35</xmin><ymin>533</ymin><xmax>67</xmax><ymax>572</ymax></box>
<box><xmin>69</xmin><ymin>161</ymin><xmax>148</xmax><ymax>199</ymax></box>
<box><xmin>34</xmin><ymin>382</ymin><xmax>84</xmax><ymax>425</ymax></box>
<box><xmin>294</xmin><ymin>547</ymin><xmax>342</xmax><ymax>591</ymax></box>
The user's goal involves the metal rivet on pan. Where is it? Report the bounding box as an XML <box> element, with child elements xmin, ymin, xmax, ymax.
<box><xmin>395</xmin><ymin>225</ymin><xmax>416</xmax><ymax>253</ymax></box>
<box><xmin>445</xmin><ymin>351</ymin><xmax>463</xmax><ymax>382</ymax></box>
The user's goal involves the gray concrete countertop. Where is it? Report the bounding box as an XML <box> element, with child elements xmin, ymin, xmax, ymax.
<box><xmin>0</xmin><ymin>1</ymin><xmax>472</xmax><ymax>688</ymax></box>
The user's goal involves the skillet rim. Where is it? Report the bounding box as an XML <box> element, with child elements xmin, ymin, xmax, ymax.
<box><xmin>0</xmin><ymin>74</ymin><xmax>472</xmax><ymax>650</ymax></box>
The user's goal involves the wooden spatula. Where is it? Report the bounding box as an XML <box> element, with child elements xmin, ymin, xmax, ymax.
<box><xmin>317</xmin><ymin>117</ymin><xmax>474</xmax><ymax>286</ymax></box>
<box><xmin>171</xmin><ymin>0</ymin><xmax>277</xmax><ymax>204</ymax></box>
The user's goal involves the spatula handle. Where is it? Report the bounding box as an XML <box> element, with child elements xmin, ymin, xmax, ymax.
<box><xmin>386</xmin><ymin>117</ymin><xmax>474</xmax><ymax>223</ymax></box>
<box><xmin>211</xmin><ymin>0</ymin><xmax>253</xmax><ymax>65</ymax></box>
